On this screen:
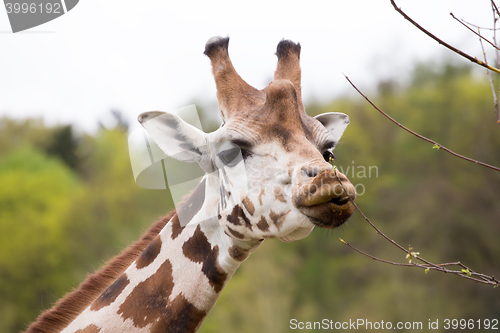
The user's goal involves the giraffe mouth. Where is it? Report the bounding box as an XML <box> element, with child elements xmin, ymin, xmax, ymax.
<box><xmin>297</xmin><ymin>200</ymin><xmax>354</xmax><ymax>229</ymax></box>
<box><xmin>293</xmin><ymin>170</ymin><xmax>357</xmax><ymax>228</ymax></box>
<box><xmin>328</xmin><ymin>196</ymin><xmax>350</xmax><ymax>206</ymax></box>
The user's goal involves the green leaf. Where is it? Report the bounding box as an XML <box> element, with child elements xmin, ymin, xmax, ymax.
<box><xmin>406</xmin><ymin>248</ymin><xmax>420</xmax><ymax>263</ymax></box>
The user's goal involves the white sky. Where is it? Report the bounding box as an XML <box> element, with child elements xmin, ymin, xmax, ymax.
<box><xmin>0</xmin><ymin>0</ymin><xmax>495</xmax><ymax>132</ymax></box>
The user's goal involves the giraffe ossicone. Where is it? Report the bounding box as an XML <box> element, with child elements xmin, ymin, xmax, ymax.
<box><xmin>26</xmin><ymin>36</ymin><xmax>356</xmax><ymax>333</ymax></box>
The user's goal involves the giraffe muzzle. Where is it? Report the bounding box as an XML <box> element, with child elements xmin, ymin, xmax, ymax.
<box><xmin>294</xmin><ymin>170</ymin><xmax>356</xmax><ymax>228</ymax></box>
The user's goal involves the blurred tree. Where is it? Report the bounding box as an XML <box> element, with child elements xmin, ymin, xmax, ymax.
<box><xmin>45</xmin><ymin>125</ymin><xmax>79</xmax><ymax>170</ymax></box>
<box><xmin>110</xmin><ymin>109</ymin><xmax>129</xmax><ymax>132</ymax></box>
<box><xmin>0</xmin><ymin>117</ymin><xmax>51</xmax><ymax>158</ymax></box>
<box><xmin>0</xmin><ymin>146</ymin><xmax>80</xmax><ymax>333</ymax></box>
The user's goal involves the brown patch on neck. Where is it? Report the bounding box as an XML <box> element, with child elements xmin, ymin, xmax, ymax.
<box><xmin>118</xmin><ymin>257</ymin><xmax>207</xmax><ymax>333</ymax></box>
<box><xmin>228</xmin><ymin>245</ymin><xmax>251</xmax><ymax>262</ymax></box>
<box><xmin>90</xmin><ymin>273</ymin><xmax>130</xmax><ymax>311</ymax></box>
<box><xmin>182</xmin><ymin>225</ymin><xmax>228</xmax><ymax>293</ymax></box>
<box><xmin>170</xmin><ymin>214</ymin><xmax>183</xmax><ymax>239</ymax></box>
<box><xmin>118</xmin><ymin>259</ymin><xmax>175</xmax><ymax>329</ymax></box>
<box><xmin>152</xmin><ymin>294</ymin><xmax>207</xmax><ymax>333</ymax></box>
<box><xmin>24</xmin><ymin>212</ymin><xmax>173</xmax><ymax>333</ymax></box>
<box><xmin>177</xmin><ymin>178</ymin><xmax>206</xmax><ymax>227</ymax></box>
<box><xmin>136</xmin><ymin>235</ymin><xmax>162</xmax><ymax>269</ymax></box>
<box><xmin>75</xmin><ymin>324</ymin><xmax>101</xmax><ymax>333</ymax></box>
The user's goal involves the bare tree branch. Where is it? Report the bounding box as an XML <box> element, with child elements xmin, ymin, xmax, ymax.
<box><xmin>492</xmin><ymin>2</ymin><xmax>500</xmax><ymax>125</ymax></box>
<box><xmin>339</xmin><ymin>237</ymin><xmax>499</xmax><ymax>286</ymax></box>
<box><xmin>344</xmin><ymin>75</ymin><xmax>500</xmax><ymax>172</ymax></box>
<box><xmin>333</xmin><ymin>170</ymin><xmax>500</xmax><ymax>288</ymax></box>
<box><xmin>450</xmin><ymin>13</ymin><xmax>500</xmax><ymax>51</ymax></box>
<box><xmin>478</xmin><ymin>27</ymin><xmax>500</xmax><ymax>125</ymax></box>
<box><xmin>492</xmin><ymin>0</ymin><xmax>500</xmax><ymax>18</ymax></box>
<box><xmin>457</xmin><ymin>19</ymin><xmax>500</xmax><ymax>31</ymax></box>
<box><xmin>449</xmin><ymin>8</ymin><xmax>500</xmax><ymax>126</ymax></box>
<box><xmin>390</xmin><ymin>0</ymin><xmax>500</xmax><ymax>74</ymax></box>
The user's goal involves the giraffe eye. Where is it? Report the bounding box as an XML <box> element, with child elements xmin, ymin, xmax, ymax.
<box><xmin>218</xmin><ymin>147</ymin><xmax>242</xmax><ymax>167</ymax></box>
<box><xmin>323</xmin><ymin>150</ymin><xmax>335</xmax><ymax>162</ymax></box>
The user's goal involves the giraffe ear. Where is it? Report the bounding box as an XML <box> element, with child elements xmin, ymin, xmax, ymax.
<box><xmin>138</xmin><ymin>111</ymin><xmax>212</xmax><ymax>171</ymax></box>
<box><xmin>314</xmin><ymin>112</ymin><xmax>350</xmax><ymax>149</ymax></box>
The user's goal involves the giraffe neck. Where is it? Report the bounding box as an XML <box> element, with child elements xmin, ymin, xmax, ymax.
<box><xmin>60</xmin><ymin>175</ymin><xmax>262</xmax><ymax>333</ymax></box>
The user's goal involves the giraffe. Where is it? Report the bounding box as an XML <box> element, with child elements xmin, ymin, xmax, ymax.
<box><xmin>25</xmin><ymin>36</ymin><xmax>356</xmax><ymax>333</ymax></box>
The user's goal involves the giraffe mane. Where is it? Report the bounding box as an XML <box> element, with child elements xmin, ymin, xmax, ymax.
<box><xmin>24</xmin><ymin>211</ymin><xmax>175</xmax><ymax>333</ymax></box>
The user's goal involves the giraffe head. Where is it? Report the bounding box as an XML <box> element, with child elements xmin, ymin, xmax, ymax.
<box><xmin>139</xmin><ymin>37</ymin><xmax>356</xmax><ymax>243</ymax></box>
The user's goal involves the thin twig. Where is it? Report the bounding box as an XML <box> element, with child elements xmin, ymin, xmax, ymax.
<box><xmin>478</xmin><ymin>27</ymin><xmax>500</xmax><ymax>124</ymax></box>
<box><xmin>344</xmin><ymin>75</ymin><xmax>500</xmax><ymax>172</ymax></box>
<box><xmin>349</xmin><ymin>194</ymin><xmax>443</xmax><ymax>270</ymax></box>
<box><xmin>390</xmin><ymin>0</ymin><xmax>500</xmax><ymax>74</ymax></box>
<box><xmin>450</xmin><ymin>13</ymin><xmax>500</xmax><ymax>51</ymax></box>
<box><xmin>458</xmin><ymin>19</ymin><xmax>500</xmax><ymax>31</ymax></box>
<box><xmin>339</xmin><ymin>238</ymin><xmax>499</xmax><ymax>286</ymax></box>
<box><xmin>492</xmin><ymin>2</ymin><xmax>500</xmax><ymax>125</ymax></box>
<box><xmin>333</xmin><ymin>170</ymin><xmax>500</xmax><ymax>287</ymax></box>
<box><xmin>339</xmin><ymin>238</ymin><xmax>414</xmax><ymax>267</ymax></box>
<box><xmin>492</xmin><ymin>0</ymin><xmax>500</xmax><ymax>18</ymax></box>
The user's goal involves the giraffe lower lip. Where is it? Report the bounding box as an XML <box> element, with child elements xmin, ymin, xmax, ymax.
<box><xmin>298</xmin><ymin>202</ymin><xmax>354</xmax><ymax>229</ymax></box>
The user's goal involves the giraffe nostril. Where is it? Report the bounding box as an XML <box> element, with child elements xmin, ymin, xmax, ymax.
<box><xmin>302</xmin><ymin>168</ymin><xmax>320</xmax><ymax>178</ymax></box>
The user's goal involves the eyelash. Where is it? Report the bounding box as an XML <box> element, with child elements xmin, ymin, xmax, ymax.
<box><xmin>241</xmin><ymin>148</ymin><xmax>251</xmax><ymax>160</ymax></box>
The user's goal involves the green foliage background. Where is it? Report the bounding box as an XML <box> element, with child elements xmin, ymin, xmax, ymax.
<box><xmin>0</xmin><ymin>63</ymin><xmax>499</xmax><ymax>332</ymax></box>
